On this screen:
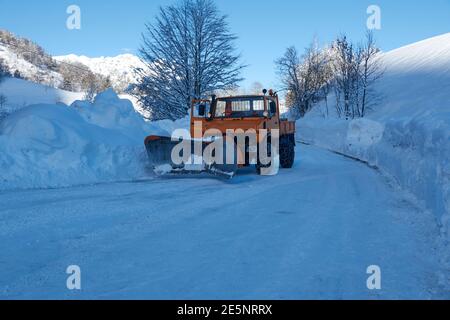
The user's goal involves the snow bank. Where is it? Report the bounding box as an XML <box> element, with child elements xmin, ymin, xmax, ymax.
<box><xmin>298</xmin><ymin>33</ymin><xmax>450</xmax><ymax>239</ymax></box>
<box><xmin>0</xmin><ymin>89</ymin><xmax>159</xmax><ymax>190</ymax></box>
<box><xmin>0</xmin><ymin>77</ymin><xmax>83</xmax><ymax>115</ymax></box>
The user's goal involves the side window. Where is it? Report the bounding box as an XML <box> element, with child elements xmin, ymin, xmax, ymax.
<box><xmin>215</xmin><ymin>101</ymin><xmax>226</xmax><ymax>117</ymax></box>
<box><xmin>232</xmin><ymin>100</ymin><xmax>250</xmax><ymax>112</ymax></box>
<box><xmin>253</xmin><ymin>100</ymin><xmax>264</xmax><ymax>111</ymax></box>
<box><xmin>268</xmin><ymin>99</ymin><xmax>277</xmax><ymax>115</ymax></box>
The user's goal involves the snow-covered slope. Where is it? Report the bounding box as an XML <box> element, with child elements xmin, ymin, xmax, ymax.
<box><xmin>377</xmin><ymin>32</ymin><xmax>450</xmax><ymax>118</ymax></box>
<box><xmin>382</xmin><ymin>33</ymin><xmax>450</xmax><ymax>74</ymax></box>
<box><xmin>0</xmin><ymin>78</ymin><xmax>83</xmax><ymax>113</ymax></box>
<box><xmin>0</xmin><ymin>44</ymin><xmax>63</xmax><ymax>88</ymax></box>
<box><xmin>298</xmin><ymin>33</ymin><xmax>450</xmax><ymax>238</ymax></box>
<box><xmin>0</xmin><ymin>34</ymin><xmax>146</xmax><ymax>94</ymax></box>
<box><xmin>55</xmin><ymin>54</ymin><xmax>146</xmax><ymax>92</ymax></box>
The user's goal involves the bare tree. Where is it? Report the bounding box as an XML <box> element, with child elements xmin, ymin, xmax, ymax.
<box><xmin>133</xmin><ymin>0</ymin><xmax>245</xmax><ymax>121</ymax></box>
<box><xmin>59</xmin><ymin>61</ymin><xmax>89</xmax><ymax>91</ymax></box>
<box><xmin>58</xmin><ymin>61</ymin><xmax>110</xmax><ymax>100</ymax></box>
<box><xmin>358</xmin><ymin>31</ymin><xmax>384</xmax><ymax>117</ymax></box>
<box><xmin>0</xmin><ymin>29</ymin><xmax>58</xmax><ymax>73</ymax></box>
<box><xmin>331</xmin><ymin>35</ymin><xmax>361</xmax><ymax>119</ymax></box>
<box><xmin>276</xmin><ymin>41</ymin><xmax>333</xmax><ymax>118</ymax></box>
<box><xmin>83</xmin><ymin>73</ymin><xmax>103</xmax><ymax>102</ymax></box>
<box><xmin>304</xmin><ymin>41</ymin><xmax>333</xmax><ymax>116</ymax></box>
<box><xmin>331</xmin><ymin>33</ymin><xmax>384</xmax><ymax>119</ymax></box>
<box><xmin>276</xmin><ymin>33</ymin><xmax>383</xmax><ymax>120</ymax></box>
<box><xmin>276</xmin><ymin>46</ymin><xmax>302</xmax><ymax>118</ymax></box>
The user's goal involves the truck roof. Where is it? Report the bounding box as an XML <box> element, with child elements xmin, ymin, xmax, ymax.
<box><xmin>217</xmin><ymin>95</ymin><xmax>274</xmax><ymax>100</ymax></box>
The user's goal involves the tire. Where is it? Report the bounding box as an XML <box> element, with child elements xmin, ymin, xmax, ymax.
<box><xmin>256</xmin><ymin>140</ymin><xmax>271</xmax><ymax>175</ymax></box>
<box><xmin>280</xmin><ymin>135</ymin><xmax>295</xmax><ymax>169</ymax></box>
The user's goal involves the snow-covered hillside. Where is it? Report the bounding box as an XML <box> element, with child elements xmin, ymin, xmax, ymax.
<box><xmin>0</xmin><ymin>44</ymin><xmax>63</xmax><ymax>88</ymax></box>
<box><xmin>0</xmin><ymin>78</ymin><xmax>83</xmax><ymax>113</ymax></box>
<box><xmin>378</xmin><ymin>32</ymin><xmax>450</xmax><ymax>118</ymax></box>
<box><xmin>0</xmin><ymin>29</ymin><xmax>147</xmax><ymax>94</ymax></box>
<box><xmin>55</xmin><ymin>54</ymin><xmax>146</xmax><ymax>92</ymax></box>
<box><xmin>298</xmin><ymin>33</ymin><xmax>450</xmax><ymax>238</ymax></box>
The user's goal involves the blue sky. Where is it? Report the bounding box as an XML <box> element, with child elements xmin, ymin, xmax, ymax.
<box><xmin>1</xmin><ymin>0</ymin><xmax>449</xmax><ymax>88</ymax></box>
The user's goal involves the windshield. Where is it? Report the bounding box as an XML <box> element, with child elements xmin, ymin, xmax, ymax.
<box><xmin>214</xmin><ymin>97</ymin><xmax>266</xmax><ymax>118</ymax></box>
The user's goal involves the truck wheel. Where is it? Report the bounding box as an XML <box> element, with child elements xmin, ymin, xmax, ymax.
<box><xmin>280</xmin><ymin>136</ymin><xmax>295</xmax><ymax>169</ymax></box>
<box><xmin>256</xmin><ymin>140</ymin><xmax>271</xmax><ymax>175</ymax></box>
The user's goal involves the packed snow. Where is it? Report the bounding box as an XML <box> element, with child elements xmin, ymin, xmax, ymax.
<box><xmin>298</xmin><ymin>33</ymin><xmax>450</xmax><ymax>239</ymax></box>
<box><xmin>0</xmin><ymin>144</ymin><xmax>448</xmax><ymax>299</ymax></box>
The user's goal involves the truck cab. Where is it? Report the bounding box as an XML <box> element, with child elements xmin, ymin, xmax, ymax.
<box><xmin>191</xmin><ymin>90</ymin><xmax>296</xmax><ymax>169</ymax></box>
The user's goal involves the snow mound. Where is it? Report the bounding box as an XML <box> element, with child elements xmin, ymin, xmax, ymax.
<box><xmin>146</xmin><ymin>116</ymin><xmax>191</xmax><ymax>136</ymax></box>
<box><xmin>0</xmin><ymin>90</ymin><xmax>151</xmax><ymax>190</ymax></box>
<box><xmin>72</xmin><ymin>89</ymin><xmax>148</xmax><ymax>140</ymax></box>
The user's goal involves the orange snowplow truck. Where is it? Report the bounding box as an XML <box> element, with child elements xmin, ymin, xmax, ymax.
<box><xmin>145</xmin><ymin>89</ymin><xmax>296</xmax><ymax>178</ymax></box>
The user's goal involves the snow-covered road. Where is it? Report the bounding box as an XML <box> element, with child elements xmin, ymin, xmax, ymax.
<box><xmin>0</xmin><ymin>144</ymin><xmax>448</xmax><ymax>299</ymax></box>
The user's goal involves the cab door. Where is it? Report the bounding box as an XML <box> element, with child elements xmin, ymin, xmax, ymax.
<box><xmin>264</xmin><ymin>97</ymin><xmax>280</xmax><ymax>132</ymax></box>
<box><xmin>191</xmin><ymin>99</ymin><xmax>211</xmax><ymax>138</ymax></box>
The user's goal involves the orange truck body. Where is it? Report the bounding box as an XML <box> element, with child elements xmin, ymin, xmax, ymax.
<box><xmin>144</xmin><ymin>91</ymin><xmax>296</xmax><ymax>176</ymax></box>
<box><xmin>190</xmin><ymin>93</ymin><xmax>295</xmax><ymax>141</ymax></box>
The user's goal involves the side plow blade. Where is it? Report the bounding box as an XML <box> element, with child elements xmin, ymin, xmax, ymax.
<box><xmin>144</xmin><ymin>136</ymin><xmax>238</xmax><ymax>179</ymax></box>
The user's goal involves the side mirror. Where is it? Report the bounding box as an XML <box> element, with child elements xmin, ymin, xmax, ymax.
<box><xmin>198</xmin><ymin>104</ymin><xmax>206</xmax><ymax>117</ymax></box>
<box><xmin>270</xmin><ymin>101</ymin><xmax>277</xmax><ymax>115</ymax></box>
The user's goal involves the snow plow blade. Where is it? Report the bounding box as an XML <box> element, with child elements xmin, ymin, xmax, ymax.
<box><xmin>144</xmin><ymin>135</ymin><xmax>238</xmax><ymax>179</ymax></box>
